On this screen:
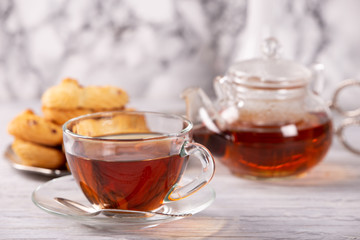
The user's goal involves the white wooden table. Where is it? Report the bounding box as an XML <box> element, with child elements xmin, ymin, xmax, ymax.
<box><xmin>1</xmin><ymin>101</ymin><xmax>360</xmax><ymax>239</ymax></box>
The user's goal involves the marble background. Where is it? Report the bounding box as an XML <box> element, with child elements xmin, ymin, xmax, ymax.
<box><xmin>0</xmin><ymin>0</ymin><xmax>360</xmax><ymax>109</ymax></box>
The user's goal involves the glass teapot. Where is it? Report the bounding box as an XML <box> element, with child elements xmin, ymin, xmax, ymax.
<box><xmin>182</xmin><ymin>38</ymin><xmax>359</xmax><ymax>180</ymax></box>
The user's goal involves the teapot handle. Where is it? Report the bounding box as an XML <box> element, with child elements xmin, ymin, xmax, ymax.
<box><xmin>330</xmin><ymin>79</ymin><xmax>360</xmax><ymax>117</ymax></box>
<box><xmin>336</xmin><ymin>118</ymin><xmax>360</xmax><ymax>155</ymax></box>
<box><xmin>330</xmin><ymin>79</ymin><xmax>360</xmax><ymax>155</ymax></box>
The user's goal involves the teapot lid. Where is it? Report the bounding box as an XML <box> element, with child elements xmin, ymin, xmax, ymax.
<box><xmin>227</xmin><ymin>38</ymin><xmax>311</xmax><ymax>88</ymax></box>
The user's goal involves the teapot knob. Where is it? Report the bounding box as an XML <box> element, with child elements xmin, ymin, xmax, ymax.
<box><xmin>261</xmin><ymin>37</ymin><xmax>281</xmax><ymax>59</ymax></box>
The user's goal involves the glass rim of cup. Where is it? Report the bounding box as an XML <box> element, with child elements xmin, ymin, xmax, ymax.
<box><xmin>62</xmin><ymin>110</ymin><xmax>193</xmax><ymax>142</ymax></box>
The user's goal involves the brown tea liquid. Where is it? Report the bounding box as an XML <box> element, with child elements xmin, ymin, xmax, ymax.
<box><xmin>193</xmin><ymin>112</ymin><xmax>332</xmax><ymax>179</ymax></box>
<box><xmin>66</xmin><ymin>133</ymin><xmax>188</xmax><ymax>211</ymax></box>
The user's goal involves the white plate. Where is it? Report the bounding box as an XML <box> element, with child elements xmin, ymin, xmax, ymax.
<box><xmin>32</xmin><ymin>175</ymin><xmax>216</xmax><ymax>228</ymax></box>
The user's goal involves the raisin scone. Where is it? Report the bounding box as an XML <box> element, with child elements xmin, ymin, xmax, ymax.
<box><xmin>12</xmin><ymin>138</ymin><xmax>65</xmax><ymax>169</ymax></box>
<box><xmin>41</xmin><ymin>78</ymin><xmax>129</xmax><ymax>125</ymax></box>
<box><xmin>8</xmin><ymin>109</ymin><xmax>63</xmax><ymax>146</ymax></box>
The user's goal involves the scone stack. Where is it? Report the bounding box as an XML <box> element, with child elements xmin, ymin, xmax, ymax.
<box><xmin>7</xmin><ymin>78</ymin><xmax>129</xmax><ymax>170</ymax></box>
<box><xmin>8</xmin><ymin>110</ymin><xmax>66</xmax><ymax>169</ymax></box>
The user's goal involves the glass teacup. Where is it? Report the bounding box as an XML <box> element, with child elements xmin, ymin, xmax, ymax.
<box><xmin>63</xmin><ymin>111</ymin><xmax>215</xmax><ymax>212</ymax></box>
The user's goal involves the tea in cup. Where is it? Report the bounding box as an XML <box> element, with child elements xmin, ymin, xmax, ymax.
<box><xmin>63</xmin><ymin>111</ymin><xmax>215</xmax><ymax>212</ymax></box>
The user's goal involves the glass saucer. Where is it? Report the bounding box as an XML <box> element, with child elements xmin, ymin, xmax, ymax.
<box><xmin>32</xmin><ymin>175</ymin><xmax>216</xmax><ymax>228</ymax></box>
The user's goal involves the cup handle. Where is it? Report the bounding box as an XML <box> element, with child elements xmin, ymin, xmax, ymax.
<box><xmin>336</xmin><ymin>118</ymin><xmax>360</xmax><ymax>155</ymax></box>
<box><xmin>166</xmin><ymin>141</ymin><xmax>215</xmax><ymax>201</ymax></box>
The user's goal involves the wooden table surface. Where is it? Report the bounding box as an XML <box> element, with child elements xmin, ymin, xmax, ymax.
<box><xmin>1</xmin><ymin>101</ymin><xmax>360</xmax><ymax>240</ymax></box>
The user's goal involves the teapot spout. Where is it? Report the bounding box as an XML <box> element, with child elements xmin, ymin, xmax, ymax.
<box><xmin>181</xmin><ymin>87</ymin><xmax>224</xmax><ymax>134</ymax></box>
